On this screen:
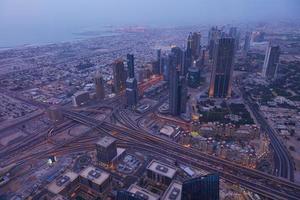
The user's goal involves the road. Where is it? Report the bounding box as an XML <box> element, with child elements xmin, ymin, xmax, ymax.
<box><xmin>63</xmin><ymin>109</ymin><xmax>300</xmax><ymax>200</ymax></box>
<box><xmin>240</xmin><ymin>87</ymin><xmax>294</xmax><ymax>182</ymax></box>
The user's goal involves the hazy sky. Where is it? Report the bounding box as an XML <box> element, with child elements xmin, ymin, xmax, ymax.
<box><xmin>0</xmin><ymin>0</ymin><xmax>299</xmax><ymax>47</ymax></box>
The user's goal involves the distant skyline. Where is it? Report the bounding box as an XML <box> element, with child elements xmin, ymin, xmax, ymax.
<box><xmin>0</xmin><ymin>0</ymin><xmax>299</xmax><ymax>47</ymax></box>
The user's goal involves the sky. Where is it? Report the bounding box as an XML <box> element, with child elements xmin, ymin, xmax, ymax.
<box><xmin>0</xmin><ymin>0</ymin><xmax>299</xmax><ymax>47</ymax></box>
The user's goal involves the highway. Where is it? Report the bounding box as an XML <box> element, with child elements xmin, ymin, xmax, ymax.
<box><xmin>240</xmin><ymin>86</ymin><xmax>294</xmax><ymax>181</ymax></box>
<box><xmin>63</xmin><ymin>109</ymin><xmax>300</xmax><ymax>200</ymax></box>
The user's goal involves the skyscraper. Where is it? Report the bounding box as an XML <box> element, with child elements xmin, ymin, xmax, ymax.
<box><xmin>179</xmin><ymin>75</ymin><xmax>188</xmax><ymax>113</ymax></box>
<box><xmin>126</xmin><ymin>78</ymin><xmax>138</xmax><ymax>106</ymax></box>
<box><xmin>243</xmin><ymin>31</ymin><xmax>251</xmax><ymax>54</ymax></box>
<box><xmin>229</xmin><ymin>27</ymin><xmax>240</xmax><ymax>51</ymax></box>
<box><xmin>209</xmin><ymin>38</ymin><xmax>235</xmax><ymax>98</ymax></box>
<box><xmin>208</xmin><ymin>27</ymin><xmax>221</xmax><ymax>60</ymax></box>
<box><xmin>126</xmin><ymin>54</ymin><xmax>138</xmax><ymax>106</ymax></box>
<box><xmin>191</xmin><ymin>32</ymin><xmax>202</xmax><ymax>60</ymax></box>
<box><xmin>113</xmin><ymin>59</ymin><xmax>126</xmax><ymax>94</ymax></box>
<box><xmin>183</xmin><ymin>34</ymin><xmax>193</xmax><ymax>76</ymax></box>
<box><xmin>94</xmin><ymin>71</ymin><xmax>105</xmax><ymax>100</ymax></box>
<box><xmin>181</xmin><ymin>173</ymin><xmax>220</xmax><ymax>200</ymax></box>
<box><xmin>187</xmin><ymin>67</ymin><xmax>200</xmax><ymax>88</ymax></box>
<box><xmin>154</xmin><ymin>49</ymin><xmax>162</xmax><ymax>75</ymax></box>
<box><xmin>262</xmin><ymin>44</ymin><xmax>280</xmax><ymax>79</ymax></box>
<box><xmin>127</xmin><ymin>54</ymin><xmax>135</xmax><ymax>78</ymax></box>
<box><xmin>169</xmin><ymin>53</ymin><xmax>180</xmax><ymax>115</ymax></box>
<box><xmin>171</xmin><ymin>46</ymin><xmax>184</xmax><ymax>73</ymax></box>
<box><xmin>169</xmin><ymin>53</ymin><xmax>187</xmax><ymax>115</ymax></box>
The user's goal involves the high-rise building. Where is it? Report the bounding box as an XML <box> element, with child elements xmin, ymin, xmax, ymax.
<box><xmin>181</xmin><ymin>173</ymin><xmax>220</xmax><ymax>200</ymax></box>
<box><xmin>262</xmin><ymin>44</ymin><xmax>280</xmax><ymax>79</ymax></box>
<box><xmin>209</xmin><ymin>38</ymin><xmax>235</xmax><ymax>98</ymax></box>
<box><xmin>94</xmin><ymin>71</ymin><xmax>105</xmax><ymax>100</ymax></box>
<box><xmin>125</xmin><ymin>54</ymin><xmax>138</xmax><ymax>106</ymax></box>
<box><xmin>154</xmin><ymin>49</ymin><xmax>162</xmax><ymax>75</ymax></box>
<box><xmin>127</xmin><ymin>54</ymin><xmax>135</xmax><ymax>79</ymax></box>
<box><xmin>243</xmin><ymin>32</ymin><xmax>251</xmax><ymax>54</ymax></box>
<box><xmin>96</xmin><ymin>136</ymin><xmax>117</xmax><ymax>164</ymax></box>
<box><xmin>208</xmin><ymin>27</ymin><xmax>221</xmax><ymax>60</ymax></box>
<box><xmin>169</xmin><ymin>52</ymin><xmax>187</xmax><ymax>115</ymax></box>
<box><xmin>113</xmin><ymin>59</ymin><xmax>126</xmax><ymax>94</ymax></box>
<box><xmin>179</xmin><ymin>75</ymin><xmax>188</xmax><ymax>113</ymax></box>
<box><xmin>171</xmin><ymin>46</ymin><xmax>184</xmax><ymax>73</ymax></box>
<box><xmin>169</xmin><ymin>53</ymin><xmax>180</xmax><ymax>115</ymax></box>
<box><xmin>162</xmin><ymin>55</ymin><xmax>170</xmax><ymax>81</ymax></box>
<box><xmin>191</xmin><ymin>32</ymin><xmax>202</xmax><ymax>60</ymax></box>
<box><xmin>126</xmin><ymin>78</ymin><xmax>138</xmax><ymax>106</ymax></box>
<box><xmin>187</xmin><ymin>67</ymin><xmax>200</xmax><ymax>88</ymax></box>
<box><xmin>229</xmin><ymin>27</ymin><xmax>240</xmax><ymax>51</ymax></box>
<box><xmin>184</xmin><ymin>34</ymin><xmax>193</xmax><ymax>76</ymax></box>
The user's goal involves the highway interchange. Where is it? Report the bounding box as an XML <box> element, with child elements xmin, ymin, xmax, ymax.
<box><xmin>1</xmin><ymin>82</ymin><xmax>300</xmax><ymax>200</ymax></box>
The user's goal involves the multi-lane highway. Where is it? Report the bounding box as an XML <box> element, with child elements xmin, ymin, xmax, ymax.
<box><xmin>240</xmin><ymin>86</ymin><xmax>294</xmax><ymax>181</ymax></box>
<box><xmin>63</xmin><ymin>109</ymin><xmax>300</xmax><ymax>200</ymax></box>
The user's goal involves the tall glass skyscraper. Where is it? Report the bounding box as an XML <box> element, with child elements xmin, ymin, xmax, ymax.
<box><xmin>209</xmin><ymin>38</ymin><xmax>235</xmax><ymax>98</ymax></box>
<box><xmin>113</xmin><ymin>59</ymin><xmax>126</xmax><ymax>94</ymax></box>
<box><xmin>127</xmin><ymin>54</ymin><xmax>135</xmax><ymax>79</ymax></box>
<box><xmin>262</xmin><ymin>44</ymin><xmax>280</xmax><ymax>79</ymax></box>
<box><xmin>181</xmin><ymin>173</ymin><xmax>220</xmax><ymax>200</ymax></box>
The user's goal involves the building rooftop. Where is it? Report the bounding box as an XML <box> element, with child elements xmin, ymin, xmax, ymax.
<box><xmin>96</xmin><ymin>136</ymin><xmax>116</xmax><ymax>148</ymax></box>
<box><xmin>79</xmin><ymin>166</ymin><xmax>110</xmax><ymax>186</ymax></box>
<box><xmin>162</xmin><ymin>181</ymin><xmax>182</xmax><ymax>200</ymax></box>
<box><xmin>47</xmin><ymin>171</ymin><xmax>78</xmax><ymax>194</ymax></box>
<box><xmin>128</xmin><ymin>184</ymin><xmax>160</xmax><ymax>200</ymax></box>
<box><xmin>147</xmin><ymin>160</ymin><xmax>177</xmax><ymax>179</ymax></box>
<box><xmin>160</xmin><ymin>125</ymin><xmax>175</xmax><ymax>137</ymax></box>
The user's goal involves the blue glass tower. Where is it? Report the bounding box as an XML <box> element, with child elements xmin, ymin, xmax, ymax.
<box><xmin>181</xmin><ymin>173</ymin><xmax>220</xmax><ymax>200</ymax></box>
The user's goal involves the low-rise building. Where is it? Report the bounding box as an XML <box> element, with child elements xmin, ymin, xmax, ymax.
<box><xmin>127</xmin><ymin>184</ymin><xmax>160</xmax><ymax>200</ymax></box>
<box><xmin>79</xmin><ymin>166</ymin><xmax>111</xmax><ymax>193</ymax></box>
<box><xmin>146</xmin><ymin>160</ymin><xmax>177</xmax><ymax>186</ymax></box>
<box><xmin>162</xmin><ymin>180</ymin><xmax>182</xmax><ymax>200</ymax></box>
<box><xmin>47</xmin><ymin>171</ymin><xmax>79</xmax><ymax>197</ymax></box>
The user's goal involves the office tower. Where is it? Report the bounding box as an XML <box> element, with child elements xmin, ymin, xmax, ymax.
<box><xmin>169</xmin><ymin>53</ymin><xmax>180</xmax><ymax>115</ymax></box>
<box><xmin>179</xmin><ymin>75</ymin><xmax>188</xmax><ymax>113</ymax></box>
<box><xmin>116</xmin><ymin>191</ymin><xmax>144</xmax><ymax>200</ymax></box>
<box><xmin>184</xmin><ymin>33</ymin><xmax>193</xmax><ymax>76</ymax></box>
<box><xmin>181</xmin><ymin>174</ymin><xmax>220</xmax><ymax>200</ymax></box>
<box><xmin>209</xmin><ymin>38</ymin><xmax>235</xmax><ymax>98</ymax></box>
<box><xmin>171</xmin><ymin>46</ymin><xmax>184</xmax><ymax>73</ymax></box>
<box><xmin>229</xmin><ymin>27</ymin><xmax>240</xmax><ymax>50</ymax></box>
<box><xmin>243</xmin><ymin>32</ymin><xmax>251</xmax><ymax>54</ymax></box>
<box><xmin>262</xmin><ymin>44</ymin><xmax>280</xmax><ymax>79</ymax></box>
<box><xmin>191</xmin><ymin>32</ymin><xmax>202</xmax><ymax>60</ymax></box>
<box><xmin>169</xmin><ymin>53</ymin><xmax>187</xmax><ymax>115</ymax></box>
<box><xmin>96</xmin><ymin>136</ymin><xmax>117</xmax><ymax>164</ymax></box>
<box><xmin>94</xmin><ymin>71</ymin><xmax>105</xmax><ymax>100</ymax></box>
<box><xmin>201</xmin><ymin>49</ymin><xmax>206</xmax><ymax>66</ymax></box>
<box><xmin>113</xmin><ymin>59</ymin><xmax>126</xmax><ymax>94</ymax></box>
<box><xmin>125</xmin><ymin>54</ymin><xmax>138</xmax><ymax>106</ymax></box>
<box><xmin>126</xmin><ymin>78</ymin><xmax>138</xmax><ymax>106</ymax></box>
<box><xmin>127</xmin><ymin>54</ymin><xmax>135</xmax><ymax>78</ymax></box>
<box><xmin>187</xmin><ymin>67</ymin><xmax>200</xmax><ymax>88</ymax></box>
<box><xmin>154</xmin><ymin>49</ymin><xmax>162</xmax><ymax>75</ymax></box>
<box><xmin>208</xmin><ymin>27</ymin><xmax>221</xmax><ymax>60</ymax></box>
<box><xmin>162</xmin><ymin>55</ymin><xmax>169</xmax><ymax>81</ymax></box>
